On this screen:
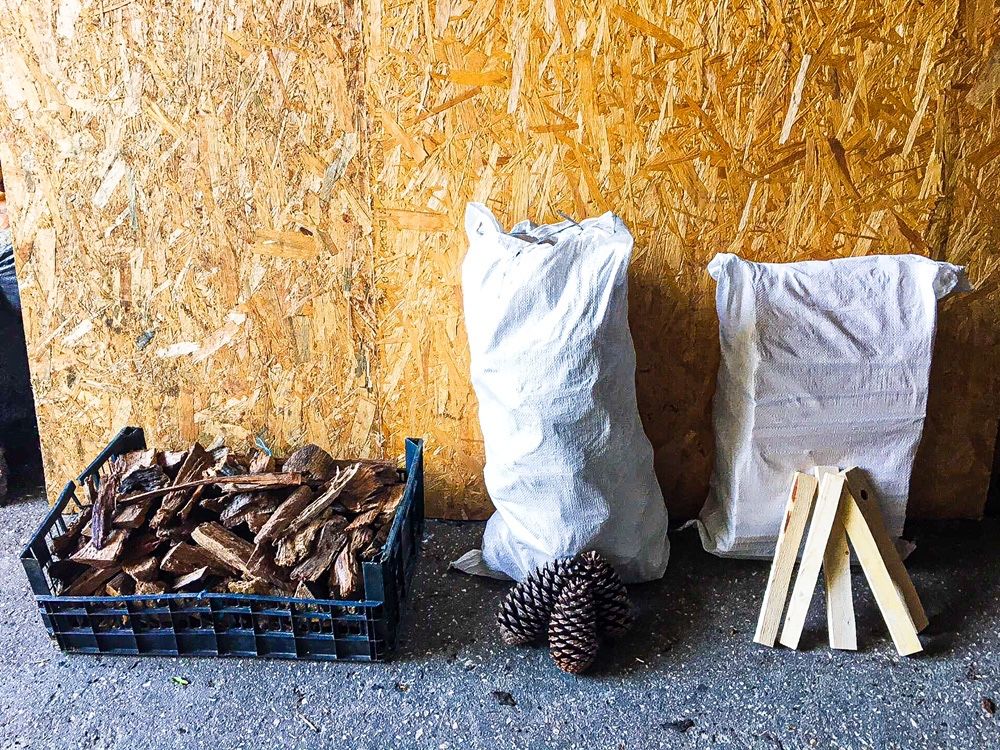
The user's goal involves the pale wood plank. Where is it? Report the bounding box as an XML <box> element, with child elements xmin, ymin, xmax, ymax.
<box><xmin>840</xmin><ymin>489</ymin><xmax>923</xmax><ymax>656</ymax></box>
<box><xmin>843</xmin><ymin>467</ymin><xmax>929</xmax><ymax>631</ymax></box>
<box><xmin>814</xmin><ymin>466</ymin><xmax>857</xmax><ymax>651</ymax></box>
<box><xmin>779</xmin><ymin>472</ymin><xmax>846</xmax><ymax>649</ymax></box>
<box><xmin>754</xmin><ymin>472</ymin><xmax>820</xmax><ymax>646</ymax></box>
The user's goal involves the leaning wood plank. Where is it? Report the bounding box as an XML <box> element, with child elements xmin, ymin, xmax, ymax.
<box><xmin>255</xmin><ymin>486</ymin><xmax>315</xmax><ymax>542</ymax></box>
<box><xmin>814</xmin><ymin>466</ymin><xmax>857</xmax><ymax>651</ymax></box>
<box><xmin>92</xmin><ymin>457</ymin><xmax>125</xmax><ymax>549</ymax></box>
<box><xmin>119</xmin><ymin>472</ymin><xmax>306</xmax><ymax>505</ymax></box>
<box><xmin>291</xmin><ymin>518</ymin><xmax>349</xmax><ymax>582</ymax></box>
<box><xmin>753</xmin><ymin>472</ymin><xmax>819</xmax><ymax>647</ymax></box>
<box><xmin>844</xmin><ymin>467</ymin><xmax>929</xmax><ymax>632</ymax></box>
<box><xmin>190</xmin><ymin>522</ymin><xmax>253</xmax><ymax>576</ymax></box>
<box><xmin>150</xmin><ymin>442</ymin><xmax>212</xmax><ymax>527</ymax></box>
<box><xmin>779</xmin><ymin>472</ymin><xmax>847</xmax><ymax>649</ymax></box>
<box><xmin>840</xmin><ymin>490</ymin><xmax>923</xmax><ymax>656</ymax></box>
<box><xmin>64</xmin><ymin>566</ymin><xmax>120</xmax><ymax>596</ymax></box>
<box><xmin>161</xmin><ymin>542</ymin><xmax>234</xmax><ymax>575</ymax></box>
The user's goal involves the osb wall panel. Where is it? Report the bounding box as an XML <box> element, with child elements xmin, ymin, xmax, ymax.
<box><xmin>0</xmin><ymin>0</ymin><xmax>380</xmax><ymax>497</ymax></box>
<box><xmin>369</xmin><ymin>0</ymin><xmax>1000</xmax><ymax>519</ymax></box>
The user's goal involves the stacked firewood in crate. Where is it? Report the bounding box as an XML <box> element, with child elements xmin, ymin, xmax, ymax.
<box><xmin>49</xmin><ymin>443</ymin><xmax>405</xmax><ymax>600</ymax></box>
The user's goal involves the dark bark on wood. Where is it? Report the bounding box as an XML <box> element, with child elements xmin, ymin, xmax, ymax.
<box><xmin>119</xmin><ymin>465</ymin><xmax>169</xmax><ymax>495</ymax></box>
<box><xmin>112</xmin><ymin>498</ymin><xmax>154</xmax><ymax>529</ymax></box>
<box><xmin>248</xmin><ymin>450</ymin><xmax>277</xmax><ymax>474</ymax></box>
<box><xmin>105</xmin><ymin>572</ymin><xmax>135</xmax><ymax>597</ymax></box>
<box><xmin>338</xmin><ymin>463</ymin><xmax>397</xmax><ymax>512</ymax></box>
<box><xmin>275</xmin><ymin>518</ymin><xmax>325</xmax><ymax>567</ymax></box>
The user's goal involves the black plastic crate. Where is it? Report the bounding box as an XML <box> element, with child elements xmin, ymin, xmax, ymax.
<box><xmin>21</xmin><ymin>427</ymin><xmax>424</xmax><ymax>661</ymax></box>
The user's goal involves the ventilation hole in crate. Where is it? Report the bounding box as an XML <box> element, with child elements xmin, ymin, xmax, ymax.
<box><xmin>132</xmin><ymin>614</ymin><xmax>171</xmax><ymax>633</ymax></box>
<box><xmin>334</xmin><ymin>619</ymin><xmax>365</xmax><ymax>637</ymax></box>
<box><xmin>296</xmin><ymin>616</ymin><xmax>334</xmax><ymax>636</ymax></box>
<box><xmin>216</xmin><ymin>613</ymin><xmax>253</xmax><ymax>631</ymax></box>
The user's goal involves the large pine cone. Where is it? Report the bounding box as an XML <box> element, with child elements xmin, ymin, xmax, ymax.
<box><xmin>577</xmin><ymin>551</ymin><xmax>635</xmax><ymax>638</ymax></box>
<box><xmin>497</xmin><ymin>557</ymin><xmax>578</xmax><ymax>645</ymax></box>
<box><xmin>548</xmin><ymin>578</ymin><xmax>599</xmax><ymax>674</ymax></box>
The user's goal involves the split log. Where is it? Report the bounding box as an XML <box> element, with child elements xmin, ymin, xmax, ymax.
<box><xmin>246</xmin><ymin>510</ymin><xmax>273</xmax><ymax>535</ymax></box>
<box><xmin>191</xmin><ymin>522</ymin><xmax>253</xmax><ymax>576</ymax></box>
<box><xmin>220</xmin><ymin>491</ymin><xmax>281</xmax><ymax>528</ymax></box>
<box><xmin>339</xmin><ymin>463</ymin><xmax>397</xmax><ymax>512</ymax></box>
<box><xmin>64</xmin><ymin>566</ymin><xmax>121</xmax><ymax>596</ymax></box>
<box><xmin>123</xmin><ymin>554</ymin><xmax>160</xmax><ymax>582</ymax></box>
<box><xmin>150</xmin><ymin>443</ymin><xmax>212</xmax><ymax>528</ymax></box>
<box><xmin>71</xmin><ymin>529</ymin><xmax>129</xmax><ymax>568</ymax></box>
<box><xmin>105</xmin><ymin>572</ymin><xmax>135</xmax><ymax>597</ymax></box>
<box><xmin>248</xmin><ymin>450</ymin><xmax>277</xmax><ymax>474</ymax></box>
<box><xmin>275</xmin><ymin>518</ymin><xmax>325</xmax><ymax>567</ymax></box>
<box><xmin>48</xmin><ymin>558</ymin><xmax>88</xmax><ymax>587</ymax></box>
<box><xmin>331</xmin><ymin>539</ymin><xmax>363</xmax><ymax>599</ymax></box>
<box><xmin>112</xmin><ymin>498</ymin><xmax>154</xmax><ymax>529</ymax></box>
<box><xmin>120</xmin><ymin>472</ymin><xmax>306</xmax><ymax>506</ymax></box>
<box><xmin>294</xmin><ymin>581</ymin><xmax>320</xmax><ymax>599</ymax></box>
<box><xmin>282</xmin><ymin>444</ymin><xmax>337</xmax><ymax>482</ymax></box>
<box><xmin>161</xmin><ymin>542</ymin><xmax>233</xmax><ymax>576</ymax></box>
<box><xmin>134</xmin><ymin>580</ymin><xmax>168</xmax><ymax>595</ymax></box>
<box><xmin>285</xmin><ymin>464</ymin><xmax>360</xmax><ymax>534</ymax></box>
<box><xmin>92</xmin><ymin>457</ymin><xmax>126</xmax><ymax>549</ymax></box>
<box><xmin>51</xmin><ymin>508</ymin><xmax>93</xmax><ymax>556</ymax></box>
<box><xmin>255</xmin><ymin>486</ymin><xmax>314</xmax><ymax>543</ymax></box>
<box><xmin>162</xmin><ymin>450</ymin><xmax>188</xmax><ymax>478</ymax></box>
<box><xmin>346</xmin><ymin>508</ymin><xmax>381</xmax><ymax>531</ymax></box>
<box><xmin>291</xmin><ymin>518</ymin><xmax>349</xmax><ymax>582</ymax></box>
<box><xmin>173</xmin><ymin>567</ymin><xmax>213</xmax><ymax>591</ymax></box>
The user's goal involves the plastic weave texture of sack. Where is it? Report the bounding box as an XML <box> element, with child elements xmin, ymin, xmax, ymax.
<box><xmin>697</xmin><ymin>252</ymin><xmax>970</xmax><ymax>558</ymax></box>
<box><xmin>461</xmin><ymin>203</ymin><xmax>669</xmax><ymax>583</ymax></box>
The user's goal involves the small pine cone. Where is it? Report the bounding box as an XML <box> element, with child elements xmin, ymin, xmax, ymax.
<box><xmin>577</xmin><ymin>551</ymin><xmax>635</xmax><ymax>638</ymax></box>
<box><xmin>497</xmin><ymin>557</ymin><xmax>578</xmax><ymax>645</ymax></box>
<box><xmin>548</xmin><ymin>578</ymin><xmax>599</xmax><ymax>674</ymax></box>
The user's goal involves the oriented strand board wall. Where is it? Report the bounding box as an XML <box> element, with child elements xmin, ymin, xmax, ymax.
<box><xmin>0</xmin><ymin>1</ymin><xmax>381</xmax><ymax>485</ymax></box>
<box><xmin>2</xmin><ymin>1</ymin><xmax>999</xmax><ymax>521</ymax></box>
<box><xmin>369</xmin><ymin>0</ymin><xmax>1000</xmax><ymax>519</ymax></box>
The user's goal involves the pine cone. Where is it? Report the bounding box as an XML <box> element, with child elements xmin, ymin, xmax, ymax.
<box><xmin>548</xmin><ymin>578</ymin><xmax>599</xmax><ymax>674</ymax></box>
<box><xmin>497</xmin><ymin>557</ymin><xmax>578</xmax><ymax>645</ymax></box>
<box><xmin>577</xmin><ymin>551</ymin><xmax>635</xmax><ymax>638</ymax></box>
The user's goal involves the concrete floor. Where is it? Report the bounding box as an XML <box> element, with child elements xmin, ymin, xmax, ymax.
<box><xmin>1</xmin><ymin>489</ymin><xmax>998</xmax><ymax>750</ymax></box>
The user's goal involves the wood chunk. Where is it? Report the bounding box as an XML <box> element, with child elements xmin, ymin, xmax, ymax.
<box><xmin>246</xmin><ymin>509</ymin><xmax>273</xmax><ymax>535</ymax></box>
<box><xmin>70</xmin><ymin>529</ymin><xmax>129</xmax><ymax>568</ymax></box>
<box><xmin>294</xmin><ymin>581</ymin><xmax>320</xmax><ymax>599</ymax></box>
<box><xmin>246</xmin><ymin>545</ymin><xmax>287</xmax><ymax>586</ymax></box>
<box><xmin>291</xmin><ymin>519</ymin><xmax>349</xmax><ymax>582</ymax></box>
<box><xmin>275</xmin><ymin>519</ymin><xmax>325</xmax><ymax>567</ymax></box>
<box><xmin>134</xmin><ymin>579</ymin><xmax>168</xmax><ymax>595</ymax></box>
<box><xmin>210</xmin><ymin>446</ymin><xmax>249</xmax><ymax>476</ymax></box>
<box><xmin>121</xmin><ymin>449</ymin><xmax>157</xmax><ymax>474</ymax></box>
<box><xmin>361</xmin><ymin>523</ymin><xmax>392</xmax><ymax>560</ymax></box>
<box><xmin>123</xmin><ymin>554</ymin><xmax>160</xmax><ymax>583</ymax></box>
<box><xmin>150</xmin><ymin>443</ymin><xmax>212</xmax><ymax>528</ymax></box>
<box><xmin>285</xmin><ymin>464</ymin><xmax>361</xmax><ymax>534</ymax></box>
<box><xmin>376</xmin><ymin>484</ymin><xmax>405</xmax><ymax>518</ymax></box>
<box><xmin>121</xmin><ymin>531</ymin><xmax>163</xmax><ymax>561</ymax></box>
<box><xmin>162</xmin><ymin>542</ymin><xmax>233</xmax><ymax>576</ymax></box>
<box><xmin>339</xmin><ymin>463</ymin><xmax>396</xmax><ymax>512</ymax></box>
<box><xmin>112</xmin><ymin>498</ymin><xmax>154</xmax><ymax>529</ymax></box>
<box><xmin>119</xmin><ymin>465</ymin><xmax>170</xmax><ymax>495</ymax></box>
<box><xmin>173</xmin><ymin>566</ymin><xmax>213</xmax><ymax>591</ymax></box>
<box><xmin>227</xmin><ymin>579</ymin><xmax>283</xmax><ymax>596</ymax></box>
<box><xmin>106</xmin><ymin>572</ymin><xmax>135</xmax><ymax>597</ymax></box>
<box><xmin>178</xmin><ymin>484</ymin><xmax>207</xmax><ymax>523</ymax></box>
<box><xmin>191</xmin><ymin>522</ymin><xmax>253</xmax><ymax>576</ymax></box>
<box><xmin>51</xmin><ymin>507</ymin><xmax>93</xmax><ymax>556</ymax></box>
<box><xmin>80</xmin><ymin>475</ymin><xmax>98</xmax><ymax>508</ymax></box>
<box><xmin>346</xmin><ymin>508</ymin><xmax>380</xmax><ymax>531</ymax></box>
<box><xmin>248</xmin><ymin>450</ymin><xmax>276</xmax><ymax>474</ymax></box>
<box><xmin>282</xmin><ymin>444</ymin><xmax>337</xmax><ymax>482</ymax></box>
<box><xmin>64</xmin><ymin>566</ymin><xmax>121</xmax><ymax>596</ymax></box>
<box><xmin>255</xmin><ymin>486</ymin><xmax>314</xmax><ymax>543</ymax></box>
<box><xmin>155</xmin><ymin>521</ymin><xmax>197</xmax><ymax>544</ymax></box>
<box><xmin>162</xmin><ymin>450</ymin><xmax>188</xmax><ymax>478</ymax></box>
<box><xmin>331</xmin><ymin>538</ymin><xmax>363</xmax><ymax>599</ymax></box>
<box><xmin>92</xmin><ymin>456</ymin><xmax>126</xmax><ymax>548</ymax></box>
<box><xmin>220</xmin><ymin>491</ymin><xmax>278</xmax><ymax>527</ymax></box>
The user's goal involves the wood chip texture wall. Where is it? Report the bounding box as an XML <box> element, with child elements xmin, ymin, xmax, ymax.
<box><xmin>2</xmin><ymin>0</ymin><xmax>998</xmax><ymax>521</ymax></box>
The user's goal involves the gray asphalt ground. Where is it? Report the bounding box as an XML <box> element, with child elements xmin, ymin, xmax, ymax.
<box><xmin>1</xmin><ymin>488</ymin><xmax>997</xmax><ymax>750</ymax></box>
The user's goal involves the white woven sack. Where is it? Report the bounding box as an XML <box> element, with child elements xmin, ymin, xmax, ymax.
<box><xmin>457</xmin><ymin>203</ymin><xmax>669</xmax><ymax>583</ymax></box>
<box><xmin>697</xmin><ymin>252</ymin><xmax>970</xmax><ymax>558</ymax></box>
